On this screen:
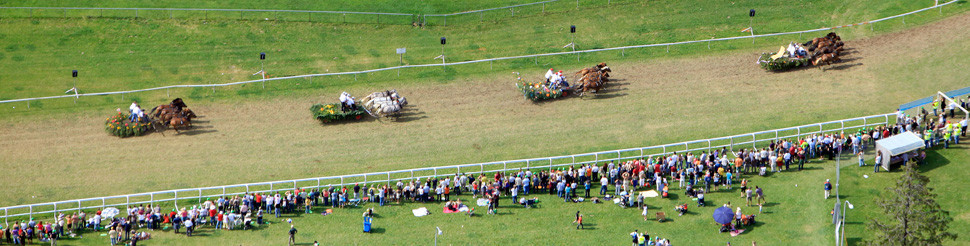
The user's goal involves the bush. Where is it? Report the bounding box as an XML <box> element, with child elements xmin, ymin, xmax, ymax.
<box><xmin>311</xmin><ymin>103</ymin><xmax>367</xmax><ymax>123</ymax></box>
<box><xmin>516</xmin><ymin>78</ymin><xmax>564</xmax><ymax>102</ymax></box>
<box><xmin>757</xmin><ymin>52</ymin><xmax>810</xmax><ymax>71</ymax></box>
<box><xmin>105</xmin><ymin>112</ymin><xmax>150</xmax><ymax>137</ymax></box>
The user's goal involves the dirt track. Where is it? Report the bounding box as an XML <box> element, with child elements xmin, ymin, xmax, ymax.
<box><xmin>1</xmin><ymin>13</ymin><xmax>969</xmax><ymax>206</ymax></box>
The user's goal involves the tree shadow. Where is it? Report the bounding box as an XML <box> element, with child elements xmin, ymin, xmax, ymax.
<box><xmin>919</xmin><ymin>150</ymin><xmax>953</xmax><ymax>172</ymax></box>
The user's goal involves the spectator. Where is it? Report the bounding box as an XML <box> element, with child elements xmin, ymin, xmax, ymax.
<box><xmin>288</xmin><ymin>225</ymin><xmax>298</xmax><ymax>246</ymax></box>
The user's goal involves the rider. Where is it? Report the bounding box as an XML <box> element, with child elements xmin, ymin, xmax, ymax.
<box><xmin>339</xmin><ymin>92</ymin><xmax>356</xmax><ymax>112</ymax></box>
<box><xmin>129</xmin><ymin>101</ymin><xmax>143</xmax><ymax>122</ymax></box>
<box><xmin>544</xmin><ymin>68</ymin><xmax>555</xmax><ymax>83</ymax></box>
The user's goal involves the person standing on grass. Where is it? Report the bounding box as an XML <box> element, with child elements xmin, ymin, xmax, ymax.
<box><xmin>108</xmin><ymin>227</ymin><xmax>118</xmax><ymax>246</ymax></box>
<box><xmin>824</xmin><ymin>179</ymin><xmax>832</xmax><ymax>199</ymax></box>
<box><xmin>755</xmin><ymin>186</ymin><xmax>765</xmax><ymax>205</ymax></box>
<box><xmin>575</xmin><ymin>211</ymin><xmax>584</xmax><ymax>230</ymax></box>
<box><xmin>288</xmin><ymin>225</ymin><xmax>298</xmax><ymax>246</ymax></box>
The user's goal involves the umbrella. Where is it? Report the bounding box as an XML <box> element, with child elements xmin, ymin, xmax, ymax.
<box><xmin>713</xmin><ymin>207</ymin><xmax>735</xmax><ymax>225</ymax></box>
<box><xmin>101</xmin><ymin>207</ymin><xmax>120</xmax><ymax>218</ymax></box>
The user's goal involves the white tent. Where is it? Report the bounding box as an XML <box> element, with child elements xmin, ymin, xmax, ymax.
<box><xmin>874</xmin><ymin>131</ymin><xmax>924</xmax><ymax>170</ymax></box>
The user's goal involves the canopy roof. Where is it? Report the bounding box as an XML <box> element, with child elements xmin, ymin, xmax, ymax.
<box><xmin>875</xmin><ymin>131</ymin><xmax>924</xmax><ymax>156</ymax></box>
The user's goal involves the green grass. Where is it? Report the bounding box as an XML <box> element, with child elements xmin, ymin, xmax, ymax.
<box><xmin>0</xmin><ymin>0</ymin><xmax>545</xmax><ymax>15</ymax></box>
<box><xmin>0</xmin><ymin>0</ymin><xmax>961</xmax><ymax>111</ymax></box>
<box><xmin>26</xmin><ymin>145</ymin><xmax>970</xmax><ymax>246</ymax></box>
<box><xmin>0</xmin><ymin>1</ymin><xmax>968</xmax><ymax>245</ymax></box>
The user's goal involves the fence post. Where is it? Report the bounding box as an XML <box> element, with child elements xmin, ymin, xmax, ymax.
<box><xmin>54</xmin><ymin>203</ymin><xmax>57</xmax><ymax>214</ymax></box>
<box><xmin>150</xmin><ymin>193</ymin><xmax>154</xmax><ymax>205</ymax></box>
<box><xmin>775</xmin><ymin>130</ymin><xmax>779</xmax><ymax>140</ymax></box>
<box><xmin>102</xmin><ymin>198</ymin><xmax>106</xmax><ymax>209</ymax></box>
<box><xmin>223</xmin><ymin>187</ymin><xmax>227</xmax><ymax>196</ymax></box>
<box><xmin>387</xmin><ymin>173</ymin><xmax>391</xmax><ymax>185</ymax></box>
<box><xmin>707</xmin><ymin>140</ymin><xmax>712</xmax><ymax>152</ymax></box>
<box><xmin>3</xmin><ymin>208</ymin><xmax>6</xmax><ymax>227</ymax></box>
<box><xmin>752</xmin><ymin>134</ymin><xmax>757</xmax><ymax>149</ymax></box>
<box><xmin>480</xmin><ymin>164</ymin><xmax>484</xmax><ymax>174</ymax></box>
<box><xmin>247</xmin><ymin>184</ymin><xmax>251</xmax><ymax>193</ymax></box>
<box><xmin>444</xmin><ymin>16</ymin><xmax>447</xmax><ymax>26</ymax></box>
<box><xmin>78</xmin><ymin>201</ymin><xmax>82</xmax><ymax>213</ymax></box>
<box><xmin>28</xmin><ymin>205</ymin><xmax>32</xmax><ymax>219</ymax></box>
<box><xmin>135</xmin><ymin>9</ymin><xmax>138</xmax><ymax>19</ymax></box>
<box><xmin>197</xmin><ymin>190</ymin><xmax>202</xmax><ymax>203</ymax></box>
<box><xmin>173</xmin><ymin>193</ymin><xmax>178</xmax><ymax>208</ymax></box>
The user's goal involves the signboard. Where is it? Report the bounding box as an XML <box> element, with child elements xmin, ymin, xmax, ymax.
<box><xmin>396</xmin><ymin>48</ymin><xmax>406</xmax><ymax>54</ymax></box>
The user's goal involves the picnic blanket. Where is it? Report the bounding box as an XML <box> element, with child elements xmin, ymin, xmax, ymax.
<box><xmin>476</xmin><ymin>198</ymin><xmax>490</xmax><ymax>207</ymax></box>
<box><xmin>641</xmin><ymin>190</ymin><xmax>659</xmax><ymax>198</ymax></box>
<box><xmin>730</xmin><ymin>229</ymin><xmax>746</xmax><ymax>237</ymax></box>
<box><xmin>443</xmin><ymin>205</ymin><xmax>469</xmax><ymax>214</ymax></box>
<box><xmin>412</xmin><ymin>207</ymin><xmax>430</xmax><ymax>217</ymax></box>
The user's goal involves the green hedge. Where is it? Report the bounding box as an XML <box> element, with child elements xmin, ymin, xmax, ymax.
<box><xmin>758</xmin><ymin>52</ymin><xmax>811</xmax><ymax>71</ymax></box>
<box><xmin>311</xmin><ymin>103</ymin><xmax>367</xmax><ymax>123</ymax></box>
<box><xmin>105</xmin><ymin>112</ymin><xmax>151</xmax><ymax>137</ymax></box>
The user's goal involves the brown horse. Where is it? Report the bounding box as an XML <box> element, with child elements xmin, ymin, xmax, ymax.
<box><xmin>574</xmin><ymin>62</ymin><xmax>608</xmax><ymax>77</ymax></box>
<box><xmin>574</xmin><ymin>71</ymin><xmax>606</xmax><ymax>98</ymax></box>
<box><xmin>812</xmin><ymin>53</ymin><xmax>841</xmax><ymax>69</ymax></box>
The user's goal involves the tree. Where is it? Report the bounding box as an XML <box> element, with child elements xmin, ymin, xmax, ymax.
<box><xmin>866</xmin><ymin>163</ymin><xmax>956</xmax><ymax>246</ymax></box>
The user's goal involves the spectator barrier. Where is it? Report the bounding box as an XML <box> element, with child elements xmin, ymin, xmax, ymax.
<box><xmin>0</xmin><ymin>113</ymin><xmax>895</xmax><ymax>224</ymax></box>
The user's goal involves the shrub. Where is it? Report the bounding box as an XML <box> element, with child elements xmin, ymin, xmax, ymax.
<box><xmin>105</xmin><ymin>112</ymin><xmax>150</xmax><ymax>137</ymax></box>
<box><xmin>311</xmin><ymin>103</ymin><xmax>367</xmax><ymax>123</ymax></box>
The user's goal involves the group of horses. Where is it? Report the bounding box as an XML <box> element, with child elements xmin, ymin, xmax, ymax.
<box><xmin>149</xmin><ymin>98</ymin><xmax>197</xmax><ymax>133</ymax></box>
<box><xmin>360</xmin><ymin>90</ymin><xmax>408</xmax><ymax>118</ymax></box>
<box><xmin>572</xmin><ymin>62</ymin><xmax>613</xmax><ymax>97</ymax></box>
<box><xmin>804</xmin><ymin>32</ymin><xmax>846</xmax><ymax>68</ymax></box>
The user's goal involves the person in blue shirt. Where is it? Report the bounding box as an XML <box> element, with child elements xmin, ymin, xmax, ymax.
<box><xmin>823</xmin><ymin>179</ymin><xmax>832</xmax><ymax>199</ymax></box>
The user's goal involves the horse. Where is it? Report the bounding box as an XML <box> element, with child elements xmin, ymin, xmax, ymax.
<box><xmin>166</xmin><ymin>114</ymin><xmax>190</xmax><ymax>133</ymax></box>
<box><xmin>574</xmin><ymin>71</ymin><xmax>606</xmax><ymax>98</ymax></box>
<box><xmin>574</xmin><ymin>63</ymin><xmax>608</xmax><ymax>77</ymax></box>
<box><xmin>812</xmin><ymin>53</ymin><xmax>841</xmax><ymax>69</ymax></box>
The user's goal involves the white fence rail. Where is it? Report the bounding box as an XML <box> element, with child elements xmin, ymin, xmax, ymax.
<box><xmin>0</xmin><ymin>0</ymin><xmax>573</xmax><ymax>25</ymax></box>
<box><xmin>0</xmin><ymin>113</ymin><xmax>895</xmax><ymax>223</ymax></box>
<box><xmin>0</xmin><ymin>0</ymin><xmax>956</xmax><ymax>106</ymax></box>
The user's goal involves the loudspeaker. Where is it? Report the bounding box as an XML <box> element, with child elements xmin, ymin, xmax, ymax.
<box><xmin>72</xmin><ymin>70</ymin><xmax>78</xmax><ymax>78</ymax></box>
<box><xmin>260</xmin><ymin>52</ymin><xmax>266</xmax><ymax>60</ymax></box>
<box><xmin>570</xmin><ymin>25</ymin><xmax>576</xmax><ymax>33</ymax></box>
<box><xmin>749</xmin><ymin>9</ymin><xmax>756</xmax><ymax>17</ymax></box>
<box><xmin>440</xmin><ymin>37</ymin><xmax>446</xmax><ymax>45</ymax></box>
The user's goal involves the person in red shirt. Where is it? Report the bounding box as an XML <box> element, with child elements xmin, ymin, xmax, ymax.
<box><xmin>575</xmin><ymin>211</ymin><xmax>584</xmax><ymax>229</ymax></box>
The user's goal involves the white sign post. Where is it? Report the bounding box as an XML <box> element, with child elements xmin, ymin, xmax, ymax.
<box><xmin>396</xmin><ymin>48</ymin><xmax>406</xmax><ymax>76</ymax></box>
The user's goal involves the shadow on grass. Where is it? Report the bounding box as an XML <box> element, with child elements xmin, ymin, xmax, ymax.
<box><xmin>178</xmin><ymin>129</ymin><xmax>218</xmax><ymax>136</ymax></box>
<box><xmin>761</xmin><ymin>202</ymin><xmax>780</xmax><ymax>207</ymax></box>
<box><xmin>919</xmin><ymin>149</ymin><xmax>953</xmax><ymax>172</ymax></box>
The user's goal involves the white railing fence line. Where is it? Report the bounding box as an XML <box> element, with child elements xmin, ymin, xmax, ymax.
<box><xmin>0</xmin><ymin>0</ymin><xmax>956</xmax><ymax>106</ymax></box>
<box><xmin>0</xmin><ymin>0</ymin><xmax>581</xmax><ymax>25</ymax></box>
<box><xmin>0</xmin><ymin>113</ymin><xmax>894</xmax><ymax>223</ymax></box>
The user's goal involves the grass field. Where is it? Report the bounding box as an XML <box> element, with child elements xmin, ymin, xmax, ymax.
<box><xmin>0</xmin><ymin>0</ymin><xmax>952</xmax><ymax>106</ymax></box>
<box><xmin>0</xmin><ymin>0</ymin><xmax>969</xmax><ymax>245</ymax></box>
<box><xmin>24</xmin><ymin>145</ymin><xmax>970</xmax><ymax>246</ymax></box>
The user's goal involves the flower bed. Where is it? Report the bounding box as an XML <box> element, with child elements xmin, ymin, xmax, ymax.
<box><xmin>516</xmin><ymin>80</ymin><xmax>564</xmax><ymax>102</ymax></box>
<box><xmin>105</xmin><ymin>112</ymin><xmax>151</xmax><ymax>137</ymax></box>
<box><xmin>757</xmin><ymin>52</ymin><xmax>811</xmax><ymax>71</ymax></box>
<box><xmin>311</xmin><ymin>103</ymin><xmax>367</xmax><ymax>123</ymax></box>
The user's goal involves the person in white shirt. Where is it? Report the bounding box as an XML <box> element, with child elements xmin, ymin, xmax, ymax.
<box><xmin>544</xmin><ymin>68</ymin><xmax>555</xmax><ymax>82</ymax></box>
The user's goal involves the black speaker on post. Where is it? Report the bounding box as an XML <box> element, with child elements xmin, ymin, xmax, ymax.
<box><xmin>72</xmin><ymin>70</ymin><xmax>78</xmax><ymax>78</ymax></box>
<box><xmin>440</xmin><ymin>37</ymin><xmax>446</xmax><ymax>45</ymax></box>
<box><xmin>260</xmin><ymin>52</ymin><xmax>266</xmax><ymax>60</ymax></box>
<box><xmin>570</xmin><ymin>25</ymin><xmax>576</xmax><ymax>33</ymax></box>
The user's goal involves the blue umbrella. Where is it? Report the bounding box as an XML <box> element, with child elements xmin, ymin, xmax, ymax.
<box><xmin>713</xmin><ymin>207</ymin><xmax>735</xmax><ymax>225</ymax></box>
